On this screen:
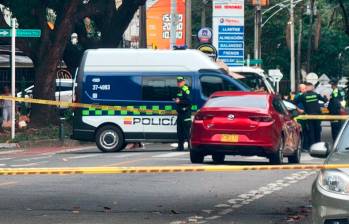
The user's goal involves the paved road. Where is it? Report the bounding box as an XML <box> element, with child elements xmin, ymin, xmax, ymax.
<box><xmin>0</xmin><ymin>128</ymin><xmax>331</xmax><ymax>224</ymax></box>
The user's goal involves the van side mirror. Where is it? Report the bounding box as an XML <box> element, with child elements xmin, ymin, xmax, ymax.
<box><xmin>310</xmin><ymin>142</ymin><xmax>330</xmax><ymax>158</ymax></box>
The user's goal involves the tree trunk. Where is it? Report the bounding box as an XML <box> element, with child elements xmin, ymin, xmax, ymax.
<box><xmin>30</xmin><ymin>57</ymin><xmax>59</xmax><ymax>126</ymax></box>
<box><xmin>101</xmin><ymin>0</ymin><xmax>146</xmax><ymax>47</ymax></box>
<box><xmin>297</xmin><ymin>2</ymin><xmax>305</xmax><ymax>85</ymax></box>
<box><xmin>31</xmin><ymin>0</ymin><xmax>80</xmax><ymax>127</ymax></box>
<box><xmin>338</xmin><ymin>0</ymin><xmax>349</xmax><ymax>35</ymax></box>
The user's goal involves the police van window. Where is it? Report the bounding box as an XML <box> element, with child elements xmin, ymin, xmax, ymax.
<box><xmin>200</xmin><ymin>75</ymin><xmax>239</xmax><ymax>98</ymax></box>
<box><xmin>142</xmin><ymin>76</ymin><xmax>191</xmax><ymax>101</ymax></box>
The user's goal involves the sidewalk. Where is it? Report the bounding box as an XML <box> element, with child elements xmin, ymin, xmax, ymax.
<box><xmin>0</xmin><ymin>139</ymin><xmax>93</xmax><ymax>154</ymax></box>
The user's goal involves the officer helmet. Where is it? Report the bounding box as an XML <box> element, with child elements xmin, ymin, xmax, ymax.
<box><xmin>329</xmin><ymin>78</ymin><xmax>338</xmax><ymax>86</ymax></box>
<box><xmin>177</xmin><ymin>76</ymin><xmax>185</xmax><ymax>83</ymax></box>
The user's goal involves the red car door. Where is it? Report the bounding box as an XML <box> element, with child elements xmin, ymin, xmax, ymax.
<box><xmin>271</xmin><ymin>97</ymin><xmax>297</xmax><ymax>155</ymax></box>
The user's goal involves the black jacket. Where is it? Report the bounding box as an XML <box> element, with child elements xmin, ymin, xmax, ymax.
<box><xmin>328</xmin><ymin>88</ymin><xmax>344</xmax><ymax>115</ymax></box>
<box><xmin>295</xmin><ymin>91</ymin><xmax>327</xmax><ymax>115</ymax></box>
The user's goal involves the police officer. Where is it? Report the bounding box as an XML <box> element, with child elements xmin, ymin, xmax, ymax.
<box><xmin>294</xmin><ymin>83</ymin><xmax>309</xmax><ymax>150</ymax></box>
<box><xmin>328</xmin><ymin>79</ymin><xmax>345</xmax><ymax>141</ymax></box>
<box><xmin>175</xmin><ymin>76</ymin><xmax>192</xmax><ymax>151</ymax></box>
<box><xmin>295</xmin><ymin>82</ymin><xmax>327</xmax><ymax>148</ymax></box>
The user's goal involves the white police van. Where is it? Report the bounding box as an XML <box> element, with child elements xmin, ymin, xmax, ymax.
<box><xmin>72</xmin><ymin>49</ymin><xmax>249</xmax><ymax>152</ymax></box>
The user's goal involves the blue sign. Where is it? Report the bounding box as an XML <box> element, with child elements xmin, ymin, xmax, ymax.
<box><xmin>221</xmin><ymin>57</ymin><xmax>245</xmax><ymax>66</ymax></box>
<box><xmin>219</xmin><ymin>42</ymin><xmax>244</xmax><ymax>49</ymax></box>
<box><xmin>218</xmin><ymin>34</ymin><xmax>244</xmax><ymax>42</ymax></box>
<box><xmin>218</xmin><ymin>26</ymin><xmax>244</xmax><ymax>33</ymax></box>
<box><xmin>218</xmin><ymin>50</ymin><xmax>244</xmax><ymax>57</ymax></box>
<box><xmin>213</xmin><ymin>2</ymin><xmax>245</xmax><ymax>67</ymax></box>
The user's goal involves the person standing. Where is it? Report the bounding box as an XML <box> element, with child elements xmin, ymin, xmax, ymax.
<box><xmin>1</xmin><ymin>86</ymin><xmax>12</xmax><ymax>128</ymax></box>
<box><xmin>328</xmin><ymin>79</ymin><xmax>345</xmax><ymax>141</ymax></box>
<box><xmin>295</xmin><ymin>82</ymin><xmax>327</xmax><ymax>148</ymax></box>
<box><xmin>175</xmin><ymin>76</ymin><xmax>192</xmax><ymax>151</ymax></box>
<box><xmin>294</xmin><ymin>83</ymin><xmax>308</xmax><ymax>149</ymax></box>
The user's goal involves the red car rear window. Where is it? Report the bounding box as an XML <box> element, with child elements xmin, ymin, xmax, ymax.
<box><xmin>205</xmin><ymin>95</ymin><xmax>267</xmax><ymax>109</ymax></box>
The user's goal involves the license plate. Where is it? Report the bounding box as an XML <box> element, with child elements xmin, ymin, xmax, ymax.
<box><xmin>221</xmin><ymin>134</ymin><xmax>239</xmax><ymax>143</ymax></box>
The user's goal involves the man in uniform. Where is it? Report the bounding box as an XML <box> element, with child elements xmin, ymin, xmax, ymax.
<box><xmin>328</xmin><ymin>79</ymin><xmax>345</xmax><ymax>141</ymax></box>
<box><xmin>295</xmin><ymin>82</ymin><xmax>327</xmax><ymax>148</ymax></box>
<box><xmin>294</xmin><ymin>83</ymin><xmax>308</xmax><ymax>149</ymax></box>
<box><xmin>175</xmin><ymin>76</ymin><xmax>192</xmax><ymax>151</ymax></box>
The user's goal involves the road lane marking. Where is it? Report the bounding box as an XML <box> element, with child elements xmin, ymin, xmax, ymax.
<box><xmin>172</xmin><ymin>170</ymin><xmax>317</xmax><ymax>224</ymax></box>
<box><xmin>152</xmin><ymin>152</ymin><xmax>188</xmax><ymax>158</ymax></box>
<box><xmin>0</xmin><ymin>157</ymin><xmax>13</xmax><ymax>161</ymax></box>
<box><xmin>0</xmin><ymin>181</ymin><xmax>17</xmax><ymax>187</ymax></box>
<box><xmin>111</xmin><ymin>153</ymin><xmax>145</xmax><ymax>158</ymax></box>
<box><xmin>102</xmin><ymin>158</ymin><xmax>150</xmax><ymax>167</ymax></box>
<box><xmin>16</xmin><ymin>155</ymin><xmax>52</xmax><ymax>162</ymax></box>
<box><xmin>66</xmin><ymin>154</ymin><xmax>102</xmax><ymax>160</ymax></box>
<box><xmin>10</xmin><ymin>161</ymin><xmax>48</xmax><ymax>167</ymax></box>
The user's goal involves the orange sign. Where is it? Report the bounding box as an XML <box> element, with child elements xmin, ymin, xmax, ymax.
<box><xmin>146</xmin><ymin>0</ymin><xmax>186</xmax><ymax>49</ymax></box>
<box><xmin>251</xmin><ymin>0</ymin><xmax>269</xmax><ymax>6</ymax></box>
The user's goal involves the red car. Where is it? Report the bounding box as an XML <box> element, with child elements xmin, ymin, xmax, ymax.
<box><xmin>190</xmin><ymin>91</ymin><xmax>302</xmax><ymax>164</ymax></box>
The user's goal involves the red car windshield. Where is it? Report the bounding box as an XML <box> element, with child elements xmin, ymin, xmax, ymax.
<box><xmin>206</xmin><ymin>95</ymin><xmax>268</xmax><ymax>109</ymax></box>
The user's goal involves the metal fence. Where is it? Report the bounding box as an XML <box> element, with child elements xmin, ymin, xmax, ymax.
<box><xmin>0</xmin><ymin>68</ymin><xmax>35</xmax><ymax>92</ymax></box>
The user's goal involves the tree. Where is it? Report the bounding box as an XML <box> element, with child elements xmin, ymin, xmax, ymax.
<box><xmin>337</xmin><ymin>0</ymin><xmax>349</xmax><ymax>35</ymax></box>
<box><xmin>0</xmin><ymin>0</ymin><xmax>145</xmax><ymax>126</ymax></box>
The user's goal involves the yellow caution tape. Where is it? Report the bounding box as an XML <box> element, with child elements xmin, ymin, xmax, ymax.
<box><xmin>0</xmin><ymin>96</ymin><xmax>177</xmax><ymax>115</ymax></box>
<box><xmin>295</xmin><ymin>115</ymin><xmax>349</xmax><ymax>121</ymax></box>
<box><xmin>1</xmin><ymin>96</ymin><xmax>348</xmax><ymax>120</ymax></box>
<box><xmin>0</xmin><ymin>164</ymin><xmax>348</xmax><ymax>175</ymax></box>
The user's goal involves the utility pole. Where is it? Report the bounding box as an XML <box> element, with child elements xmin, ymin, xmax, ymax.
<box><xmin>201</xmin><ymin>0</ymin><xmax>208</xmax><ymax>28</ymax></box>
<box><xmin>306</xmin><ymin>0</ymin><xmax>315</xmax><ymax>73</ymax></box>
<box><xmin>296</xmin><ymin>2</ymin><xmax>305</xmax><ymax>85</ymax></box>
<box><xmin>11</xmin><ymin>18</ymin><xmax>16</xmax><ymax>140</ymax></box>
<box><xmin>290</xmin><ymin>0</ymin><xmax>296</xmax><ymax>92</ymax></box>
<box><xmin>254</xmin><ymin>0</ymin><xmax>262</xmax><ymax>60</ymax></box>
<box><xmin>186</xmin><ymin>0</ymin><xmax>192</xmax><ymax>48</ymax></box>
<box><xmin>170</xmin><ymin>0</ymin><xmax>177</xmax><ymax>49</ymax></box>
<box><xmin>139</xmin><ymin>5</ymin><xmax>147</xmax><ymax>48</ymax></box>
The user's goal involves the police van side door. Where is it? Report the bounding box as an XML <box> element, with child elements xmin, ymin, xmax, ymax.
<box><xmin>141</xmin><ymin>73</ymin><xmax>193</xmax><ymax>140</ymax></box>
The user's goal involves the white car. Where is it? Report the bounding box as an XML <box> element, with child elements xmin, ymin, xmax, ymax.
<box><xmin>229</xmin><ymin>66</ymin><xmax>275</xmax><ymax>94</ymax></box>
<box><xmin>17</xmin><ymin>79</ymin><xmax>74</xmax><ymax>104</ymax></box>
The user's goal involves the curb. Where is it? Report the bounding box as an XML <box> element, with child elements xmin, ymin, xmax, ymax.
<box><xmin>0</xmin><ymin>143</ymin><xmax>20</xmax><ymax>149</ymax></box>
<box><xmin>0</xmin><ymin>139</ymin><xmax>92</xmax><ymax>151</ymax></box>
<box><xmin>18</xmin><ymin>139</ymin><xmax>92</xmax><ymax>149</ymax></box>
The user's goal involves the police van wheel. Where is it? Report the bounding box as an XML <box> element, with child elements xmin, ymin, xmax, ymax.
<box><xmin>190</xmin><ymin>149</ymin><xmax>204</xmax><ymax>164</ymax></box>
<box><xmin>96</xmin><ymin>125</ymin><xmax>125</xmax><ymax>153</ymax></box>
